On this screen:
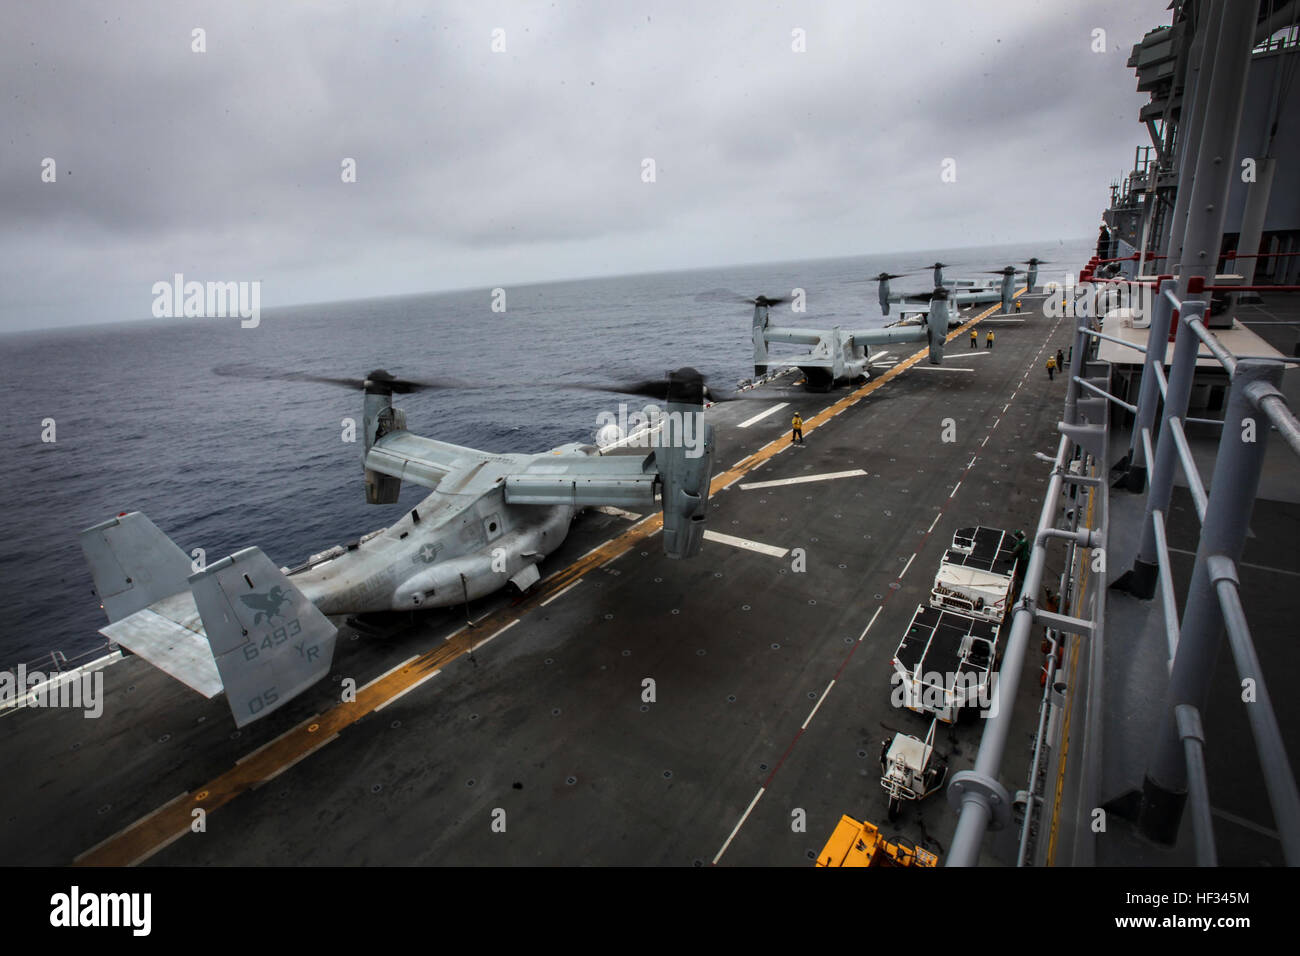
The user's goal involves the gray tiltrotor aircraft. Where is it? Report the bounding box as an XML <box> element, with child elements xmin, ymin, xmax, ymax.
<box><xmin>881</xmin><ymin>263</ymin><xmax>1027</xmax><ymax>317</ymax></box>
<box><xmin>980</xmin><ymin>265</ymin><xmax>1030</xmax><ymax>314</ymax></box>
<box><xmin>1021</xmin><ymin>258</ymin><xmax>1048</xmax><ymax>290</ymax></box>
<box><xmin>870</xmin><ymin>271</ymin><xmax>910</xmax><ymax>316</ymax></box>
<box><xmin>81</xmin><ymin>368</ymin><xmax>715</xmax><ymax>728</ymax></box>
<box><xmin>750</xmin><ymin>289</ymin><xmax>951</xmax><ymax>390</ymax></box>
<box><xmin>754</xmin><ymin>255</ymin><xmax>1041</xmax><ymax>390</ymax></box>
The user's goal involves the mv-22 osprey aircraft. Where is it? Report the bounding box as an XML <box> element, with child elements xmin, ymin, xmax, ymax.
<box><xmin>748</xmin><ymin>287</ymin><xmax>954</xmax><ymax>391</ymax></box>
<box><xmin>81</xmin><ymin>368</ymin><xmax>715</xmax><ymax>728</ymax></box>
<box><xmin>876</xmin><ymin>262</ymin><xmax>1039</xmax><ymax>318</ymax></box>
<box><xmin>750</xmin><ymin>259</ymin><xmax>1039</xmax><ymax>390</ymax></box>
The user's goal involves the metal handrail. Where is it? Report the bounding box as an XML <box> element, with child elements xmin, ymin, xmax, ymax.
<box><xmin>1175</xmin><ymin>705</ymin><xmax>1217</xmax><ymax>866</ymax></box>
<box><xmin>1152</xmin><ymin>361</ymin><xmax>1167</xmax><ymax>397</ymax></box>
<box><xmin>1071</xmin><ymin>375</ymin><xmax>1136</xmax><ymax>413</ymax></box>
<box><xmin>1</xmin><ymin>641</ymin><xmax>116</xmax><ymax>678</ymax></box>
<box><xmin>1017</xmin><ymin>626</ymin><xmax>1060</xmax><ymax>867</ymax></box>
<box><xmin>1207</xmin><ymin>557</ymin><xmax>1300</xmax><ymax>864</ymax></box>
<box><xmin>1081</xmin><ymin>327</ymin><xmax>1147</xmax><ymax>354</ymax></box>
<box><xmin>1185</xmin><ymin>315</ymin><xmax>1239</xmax><ymax>376</ymax></box>
<box><xmin>1128</xmin><ymin>285</ymin><xmax>1298</xmax><ymax>857</ymax></box>
<box><xmin>954</xmin><ymin>277</ymin><xmax>1300</xmax><ymax>866</ymax></box>
<box><xmin>946</xmin><ymin>434</ymin><xmax>1072</xmax><ymax>866</ymax></box>
<box><xmin>1016</xmin><ymin>474</ymin><xmax>1088</xmax><ymax>866</ymax></box>
<box><xmin>1253</xmin><ymin>387</ymin><xmax>1300</xmax><ymax>460</ymax></box>
<box><xmin>1150</xmin><ymin>510</ymin><xmax>1181</xmax><ymax>664</ymax></box>
<box><xmin>1167</xmin><ymin>418</ymin><xmax>1209</xmax><ymax>521</ymax></box>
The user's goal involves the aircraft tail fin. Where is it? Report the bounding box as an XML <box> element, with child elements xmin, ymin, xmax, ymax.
<box><xmin>189</xmin><ymin>547</ymin><xmax>337</xmax><ymax>728</ymax></box>
<box><xmin>80</xmin><ymin>512</ymin><xmax>194</xmax><ymax>623</ymax></box>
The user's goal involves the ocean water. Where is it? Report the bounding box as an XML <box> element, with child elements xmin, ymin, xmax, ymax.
<box><xmin>0</xmin><ymin>239</ymin><xmax>1092</xmax><ymax>665</ymax></box>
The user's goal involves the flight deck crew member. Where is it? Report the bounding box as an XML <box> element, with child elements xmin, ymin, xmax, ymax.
<box><xmin>985</xmin><ymin>330</ymin><xmax>994</xmax><ymax>349</ymax></box>
<box><xmin>1015</xmin><ymin>298</ymin><xmax>1022</xmax><ymax>313</ymax></box>
<box><xmin>970</xmin><ymin>328</ymin><xmax>978</xmax><ymax>349</ymax></box>
<box><xmin>1046</xmin><ymin>355</ymin><xmax>1056</xmax><ymax>380</ymax></box>
<box><xmin>791</xmin><ymin>412</ymin><xmax>804</xmax><ymax>445</ymax></box>
<box><xmin>1056</xmin><ymin>347</ymin><xmax>1065</xmax><ymax>371</ymax></box>
<box><xmin>1012</xmin><ymin>530</ymin><xmax>1031</xmax><ymax>563</ymax></box>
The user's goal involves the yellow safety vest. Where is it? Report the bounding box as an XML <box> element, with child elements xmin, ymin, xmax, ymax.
<box><xmin>792</xmin><ymin>416</ymin><xmax>803</xmax><ymax>428</ymax></box>
<box><xmin>1047</xmin><ymin>357</ymin><xmax>1056</xmax><ymax>369</ymax></box>
<box><xmin>986</xmin><ymin>332</ymin><xmax>994</xmax><ymax>341</ymax></box>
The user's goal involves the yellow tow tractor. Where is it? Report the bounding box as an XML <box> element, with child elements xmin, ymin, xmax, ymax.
<box><xmin>815</xmin><ymin>815</ymin><xmax>939</xmax><ymax>867</ymax></box>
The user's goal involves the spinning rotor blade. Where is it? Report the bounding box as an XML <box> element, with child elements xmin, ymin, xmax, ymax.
<box><xmin>846</xmin><ymin>272</ymin><xmax>913</xmax><ymax>285</ymax></box>
<box><xmin>691</xmin><ymin>289</ymin><xmax>790</xmax><ymax>308</ymax></box>
<box><xmin>560</xmin><ymin>370</ymin><xmax>764</xmax><ymax>404</ymax></box>
<box><xmin>213</xmin><ymin>363</ymin><xmax>463</xmax><ymax>393</ymax></box>
<box><xmin>561</xmin><ymin>378</ymin><xmax>672</xmax><ymax>401</ymax></box>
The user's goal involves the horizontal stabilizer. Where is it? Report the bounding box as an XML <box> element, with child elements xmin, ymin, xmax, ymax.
<box><xmin>189</xmin><ymin>547</ymin><xmax>337</xmax><ymax>728</ymax></box>
<box><xmin>100</xmin><ymin>591</ymin><xmax>222</xmax><ymax>698</ymax></box>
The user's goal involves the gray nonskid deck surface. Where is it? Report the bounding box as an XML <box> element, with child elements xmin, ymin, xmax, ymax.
<box><xmin>2</xmin><ymin>295</ymin><xmax>1080</xmax><ymax>866</ymax></box>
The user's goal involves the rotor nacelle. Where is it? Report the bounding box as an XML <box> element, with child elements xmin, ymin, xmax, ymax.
<box><xmin>872</xmin><ymin>272</ymin><xmax>907</xmax><ymax>317</ymax></box>
<box><xmin>926</xmin><ymin>288</ymin><xmax>950</xmax><ymax>364</ymax></box>
<box><xmin>362</xmin><ymin>373</ymin><xmax>406</xmax><ymax>504</ymax></box>
<box><xmin>988</xmin><ymin>266</ymin><xmax>1023</xmax><ymax>313</ymax></box>
<box><xmin>657</xmin><ymin>367</ymin><xmax>714</xmax><ymax>559</ymax></box>
<box><xmin>1024</xmin><ymin>258</ymin><xmax>1043</xmax><ymax>289</ymax></box>
<box><xmin>752</xmin><ymin>302</ymin><xmax>772</xmax><ymax>376</ymax></box>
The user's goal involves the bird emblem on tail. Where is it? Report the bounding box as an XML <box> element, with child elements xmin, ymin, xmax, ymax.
<box><xmin>239</xmin><ymin>585</ymin><xmax>291</xmax><ymax>624</ymax></box>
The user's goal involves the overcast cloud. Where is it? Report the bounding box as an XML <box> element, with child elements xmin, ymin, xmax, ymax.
<box><xmin>0</xmin><ymin>0</ymin><xmax>1170</xmax><ymax>331</ymax></box>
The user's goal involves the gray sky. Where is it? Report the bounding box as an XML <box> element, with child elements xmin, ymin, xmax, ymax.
<box><xmin>1</xmin><ymin>0</ymin><xmax>1170</xmax><ymax>331</ymax></box>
